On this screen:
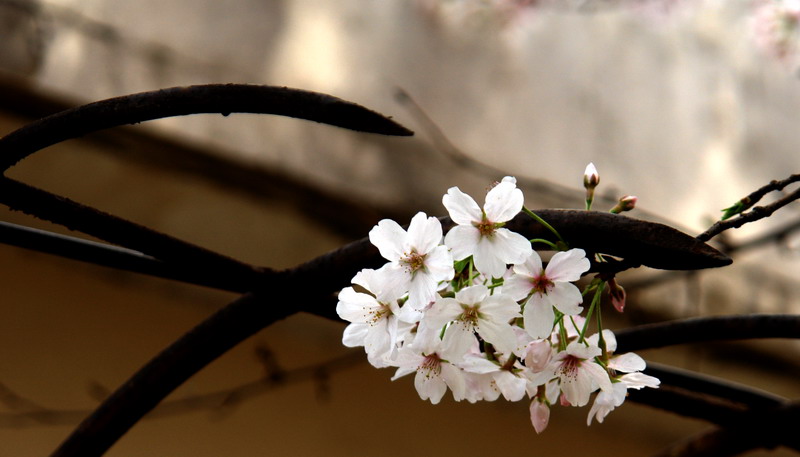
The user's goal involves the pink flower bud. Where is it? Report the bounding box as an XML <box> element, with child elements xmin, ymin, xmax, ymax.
<box><xmin>524</xmin><ymin>339</ymin><xmax>553</xmax><ymax>372</ymax></box>
<box><xmin>610</xmin><ymin>195</ymin><xmax>638</xmax><ymax>214</ymax></box>
<box><xmin>609</xmin><ymin>278</ymin><xmax>626</xmax><ymax>313</ymax></box>
<box><xmin>529</xmin><ymin>400</ymin><xmax>550</xmax><ymax>434</ymax></box>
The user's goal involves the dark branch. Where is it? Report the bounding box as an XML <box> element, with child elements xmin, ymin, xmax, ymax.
<box><xmin>0</xmin><ymin>84</ymin><xmax>413</xmax><ymax>172</ymax></box>
<box><xmin>614</xmin><ymin>314</ymin><xmax>800</xmax><ymax>353</ymax></box>
<box><xmin>0</xmin><ymin>177</ymin><xmax>268</xmax><ymax>291</ymax></box>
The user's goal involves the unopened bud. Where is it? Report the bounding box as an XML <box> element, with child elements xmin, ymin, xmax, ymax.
<box><xmin>608</xmin><ymin>277</ymin><xmax>626</xmax><ymax>313</ymax></box>
<box><xmin>583</xmin><ymin>163</ymin><xmax>600</xmax><ymax>210</ymax></box>
<box><xmin>583</xmin><ymin>163</ymin><xmax>600</xmax><ymax>189</ymax></box>
<box><xmin>529</xmin><ymin>400</ymin><xmax>550</xmax><ymax>434</ymax></box>
<box><xmin>610</xmin><ymin>195</ymin><xmax>637</xmax><ymax>214</ymax></box>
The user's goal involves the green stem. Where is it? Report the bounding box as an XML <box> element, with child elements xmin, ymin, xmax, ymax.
<box><xmin>579</xmin><ymin>282</ymin><xmax>606</xmax><ymax>343</ymax></box>
<box><xmin>522</xmin><ymin>206</ymin><xmax>566</xmax><ymax>245</ymax></box>
<box><xmin>529</xmin><ymin>238</ymin><xmax>559</xmax><ymax>250</ymax></box>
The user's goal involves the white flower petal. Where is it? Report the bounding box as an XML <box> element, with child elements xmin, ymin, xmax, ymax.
<box><xmin>443</xmin><ymin>187</ymin><xmax>482</xmax><ymax>225</ymax></box>
<box><xmin>547</xmin><ymin>282</ymin><xmax>584</xmax><ymax>316</ymax></box>
<box><xmin>484</xmin><ymin>180</ymin><xmax>524</xmax><ymax>223</ymax></box>
<box><xmin>620</xmin><ymin>372</ymin><xmax>661</xmax><ymax>389</ymax></box>
<box><xmin>514</xmin><ymin>251</ymin><xmax>543</xmax><ymax>277</ymax></box>
<box><xmin>425</xmin><ymin>245</ymin><xmax>455</xmax><ymax>281</ymax></box>
<box><xmin>479</xmin><ymin>293</ymin><xmax>522</xmax><ymax>322</ymax></box>
<box><xmin>459</xmin><ymin>355</ymin><xmax>501</xmax><ymax>374</ymax></box>
<box><xmin>441</xmin><ymin>363</ymin><xmax>467</xmax><ymax>401</ymax></box>
<box><xmin>523</xmin><ymin>296</ymin><xmax>556</xmax><ymax>339</ymax></box>
<box><xmin>545</xmin><ymin>249</ymin><xmax>590</xmax><ymax>282</ymax></box>
<box><xmin>609</xmin><ymin>353</ymin><xmax>646</xmax><ymax>373</ymax></box>
<box><xmin>415</xmin><ymin>370</ymin><xmax>448</xmax><ymax>404</ymax></box>
<box><xmin>342</xmin><ymin>323</ymin><xmax>368</xmax><ymax>347</ymax></box>
<box><xmin>442</xmin><ymin>324</ymin><xmax>479</xmax><ymax>360</ymax></box>
<box><xmin>473</xmin><ymin>236</ymin><xmax>507</xmax><ymax>278</ymax></box>
<box><xmin>444</xmin><ymin>225</ymin><xmax>480</xmax><ymax>261</ymax></box>
<box><xmin>336</xmin><ymin>288</ymin><xmax>380</xmax><ymax>323</ymax></box>
<box><xmin>455</xmin><ymin>284</ymin><xmax>489</xmax><ymax>306</ymax></box>
<box><xmin>502</xmin><ymin>274</ymin><xmax>534</xmax><ymax>302</ymax></box>
<box><xmin>407</xmin><ymin>212</ymin><xmax>443</xmax><ymax>254</ymax></box>
<box><xmin>491</xmin><ymin>228</ymin><xmax>533</xmax><ymax>266</ymax></box>
<box><xmin>368</xmin><ymin>219</ymin><xmax>407</xmax><ymax>261</ymax></box>
<box><xmin>494</xmin><ymin>371</ymin><xmax>527</xmax><ymax>402</ymax></box>
<box><xmin>406</xmin><ymin>270</ymin><xmax>438</xmax><ymax>310</ymax></box>
<box><xmin>477</xmin><ymin>320</ymin><xmax>518</xmax><ymax>356</ymax></box>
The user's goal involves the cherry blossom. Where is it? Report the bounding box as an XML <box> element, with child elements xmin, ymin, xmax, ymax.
<box><xmin>442</xmin><ymin>176</ymin><xmax>532</xmax><ymax>278</ymax></box>
<box><xmin>504</xmin><ymin>249</ymin><xmax>590</xmax><ymax>339</ymax></box>
<box><xmin>423</xmin><ymin>284</ymin><xmax>521</xmax><ymax>358</ymax></box>
<box><xmin>369</xmin><ymin>212</ymin><xmax>454</xmax><ymax>310</ymax></box>
<box><xmin>390</xmin><ymin>337</ymin><xmax>466</xmax><ymax>404</ymax></box>
<box><xmin>529</xmin><ymin>341</ymin><xmax>612</xmax><ymax>407</ymax></box>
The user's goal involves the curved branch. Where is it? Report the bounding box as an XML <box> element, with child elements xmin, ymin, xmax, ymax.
<box><xmin>50</xmin><ymin>288</ymin><xmax>297</xmax><ymax>457</ymax></box>
<box><xmin>0</xmin><ymin>84</ymin><xmax>413</xmax><ymax>172</ymax></box>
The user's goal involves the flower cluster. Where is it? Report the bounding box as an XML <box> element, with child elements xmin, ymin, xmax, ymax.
<box><xmin>337</xmin><ymin>176</ymin><xmax>658</xmax><ymax>432</ymax></box>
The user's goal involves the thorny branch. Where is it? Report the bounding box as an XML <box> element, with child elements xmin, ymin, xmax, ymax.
<box><xmin>0</xmin><ymin>85</ymin><xmax>796</xmax><ymax>457</ymax></box>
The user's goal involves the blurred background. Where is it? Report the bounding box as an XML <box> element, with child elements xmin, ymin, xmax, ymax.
<box><xmin>0</xmin><ymin>0</ymin><xmax>798</xmax><ymax>455</ymax></box>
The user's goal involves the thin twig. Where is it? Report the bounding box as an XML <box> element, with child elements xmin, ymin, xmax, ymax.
<box><xmin>697</xmin><ymin>174</ymin><xmax>800</xmax><ymax>242</ymax></box>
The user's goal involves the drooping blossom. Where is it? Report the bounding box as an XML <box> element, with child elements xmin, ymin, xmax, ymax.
<box><xmin>369</xmin><ymin>212</ymin><xmax>454</xmax><ymax>310</ymax></box>
<box><xmin>529</xmin><ymin>341</ymin><xmax>612</xmax><ymax>407</ymax></box>
<box><xmin>442</xmin><ymin>176</ymin><xmax>532</xmax><ymax>278</ymax></box>
<box><xmin>504</xmin><ymin>249</ymin><xmax>590</xmax><ymax>339</ymax></box>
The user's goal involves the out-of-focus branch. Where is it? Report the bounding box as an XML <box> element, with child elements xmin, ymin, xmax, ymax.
<box><xmin>0</xmin><ymin>351</ymin><xmax>363</xmax><ymax>428</ymax></box>
<box><xmin>0</xmin><ymin>84</ymin><xmax>413</xmax><ymax>172</ymax></box>
<box><xmin>614</xmin><ymin>314</ymin><xmax>800</xmax><ymax>353</ymax></box>
<box><xmin>697</xmin><ymin>174</ymin><xmax>800</xmax><ymax>242</ymax></box>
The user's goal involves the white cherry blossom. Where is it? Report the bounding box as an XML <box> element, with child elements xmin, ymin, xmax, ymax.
<box><xmin>369</xmin><ymin>212</ymin><xmax>454</xmax><ymax>310</ymax></box>
<box><xmin>504</xmin><ymin>249</ymin><xmax>590</xmax><ymax>339</ymax></box>
<box><xmin>529</xmin><ymin>340</ymin><xmax>612</xmax><ymax>407</ymax></box>
<box><xmin>443</xmin><ymin>176</ymin><xmax>532</xmax><ymax>278</ymax></box>
<box><xmin>423</xmin><ymin>285</ymin><xmax>521</xmax><ymax>358</ymax></box>
<box><xmin>390</xmin><ymin>337</ymin><xmax>466</xmax><ymax>405</ymax></box>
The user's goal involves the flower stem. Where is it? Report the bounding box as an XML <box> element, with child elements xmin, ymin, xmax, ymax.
<box><xmin>522</xmin><ymin>206</ymin><xmax>566</xmax><ymax>246</ymax></box>
<box><xmin>579</xmin><ymin>281</ymin><xmax>606</xmax><ymax>343</ymax></box>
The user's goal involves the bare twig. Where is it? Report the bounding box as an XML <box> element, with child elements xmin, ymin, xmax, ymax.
<box><xmin>697</xmin><ymin>174</ymin><xmax>800</xmax><ymax>242</ymax></box>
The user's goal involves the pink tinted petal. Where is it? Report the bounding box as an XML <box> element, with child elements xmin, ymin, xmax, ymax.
<box><xmin>443</xmin><ymin>187</ymin><xmax>482</xmax><ymax>225</ymax></box>
<box><xmin>529</xmin><ymin>400</ymin><xmax>550</xmax><ymax>434</ymax></box>
<box><xmin>502</xmin><ymin>274</ymin><xmax>534</xmax><ymax>301</ymax></box>
<box><xmin>561</xmin><ymin>368</ymin><xmax>594</xmax><ymax>407</ymax></box>
<box><xmin>441</xmin><ymin>363</ymin><xmax>467</xmax><ymax>401</ymax></box>
<box><xmin>473</xmin><ymin>237</ymin><xmax>507</xmax><ymax>278</ymax></box>
<box><xmin>523</xmin><ymin>296</ymin><xmax>556</xmax><ymax>339</ymax></box>
<box><xmin>609</xmin><ymin>353</ymin><xmax>646</xmax><ymax>373</ymax></box>
<box><xmin>369</xmin><ymin>219</ymin><xmax>407</xmax><ymax>261</ymax></box>
<box><xmin>620</xmin><ymin>372</ymin><xmax>660</xmax><ymax>389</ymax></box>
<box><xmin>444</xmin><ymin>225</ymin><xmax>480</xmax><ymax>261</ymax></box>
<box><xmin>407</xmin><ymin>212</ymin><xmax>442</xmax><ymax>254</ymax></box>
<box><xmin>546</xmin><ymin>282</ymin><xmax>584</xmax><ymax>316</ymax></box>
<box><xmin>495</xmin><ymin>371</ymin><xmax>527</xmax><ymax>402</ymax></box>
<box><xmin>582</xmin><ymin>360</ymin><xmax>613</xmax><ymax>394</ymax></box>
<box><xmin>484</xmin><ymin>179</ymin><xmax>524</xmax><ymax>223</ymax></box>
<box><xmin>545</xmin><ymin>249</ymin><xmax>590</xmax><ymax>282</ymax></box>
<box><xmin>491</xmin><ymin>228</ymin><xmax>533</xmax><ymax>266</ymax></box>
<box><xmin>525</xmin><ymin>339</ymin><xmax>554</xmax><ymax>372</ymax></box>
